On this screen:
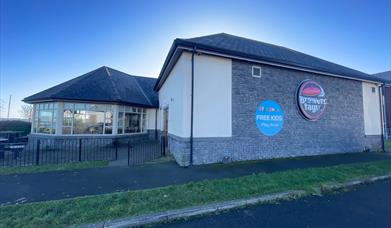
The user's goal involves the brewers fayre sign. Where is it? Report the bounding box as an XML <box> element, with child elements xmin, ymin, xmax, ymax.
<box><xmin>297</xmin><ymin>80</ymin><xmax>327</xmax><ymax>121</ymax></box>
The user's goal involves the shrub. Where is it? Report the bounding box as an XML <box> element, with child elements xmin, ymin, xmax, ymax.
<box><xmin>0</xmin><ymin>120</ymin><xmax>31</xmax><ymax>136</ymax></box>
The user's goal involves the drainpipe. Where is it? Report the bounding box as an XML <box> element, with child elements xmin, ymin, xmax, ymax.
<box><xmin>190</xmin><ymin>49</ymin><xmax>195</xmax><ymax>166</ymax></box>
<box><xmin>379</xmin><ymin>85</ymin><xmax>386</xmax><ymax>152</ymax></box>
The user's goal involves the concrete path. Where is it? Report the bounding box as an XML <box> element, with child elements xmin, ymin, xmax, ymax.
<box><xmin>0</xmin><ymin>152</ymin><xmax>390</xmax><ymax>205</ymax></box>
<box><xmin>161</xmin><ymin>179</ymin><xmax>391</xmax><ymax>228</ymax></box>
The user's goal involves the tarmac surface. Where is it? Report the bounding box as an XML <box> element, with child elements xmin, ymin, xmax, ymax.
<box><xmin>160</xmin><ymin>179</ymin><xmax>391</xmax><ymax>228</ymax></box>
<box><xmin>0</xmin><ymin>152</ymin><xmax>390</xmax><ymax>205</ymax></box>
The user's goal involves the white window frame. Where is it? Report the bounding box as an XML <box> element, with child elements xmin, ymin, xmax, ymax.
<box><xmin>119</xmin><ymin>107</ymin><xmax>146</xmax><ymax>135</ymax></box>
<box><xmin>252</xmin><ymin>66</ymin><xmax>262</xmax><ymax>78</ymax></box>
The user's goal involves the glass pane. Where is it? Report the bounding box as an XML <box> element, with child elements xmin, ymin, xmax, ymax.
<box><xmin>117</xmin><ymin>128</ymin><xmax>123</xmax><ymax>134</ymax></box>
<box><xmin>118</xmin><ymin>112</ymin><xmax>124</xmax><ymax>127</ymax></box>
<box><xmin>105</xmin><ymin>111</ymin><xmax>113</xmax><ymax>119</ymax></box>
<box><xmin>64</xmin><ymin>103</ymin><xmax>74</xmax><ymax>110</ymax></box>
<box><xmin>142</xmin><ymin>113</ymin><xmax>147</xmax><ymax>132</ymax></box>
<box><xmin>52</xmin><ymin>110</ymin><xmax>57</xmax><ymax>135</ymax></box>
<box><xmin>74</xmin><ymin>103</ymin><xmax>86</xmax><ymax>110</ymax></box>
<box><xmin>38</xmin><ymin>110</ymin><xmax>52</xmax><ymax>134</ymax></box>
<box><xmin>104</xmin><ymin>127</ymin><xmax>112</xmax><ymax>134</ymax></box>
<box><xmin>63</xmin><ymin>127</ymin><xmax>72</xmax><ymax>135</ymax></box>
<box><xmin>88</xmin><ymin>104</ymin><xmax>106</xmax><ymax>112</ymax></box>
<box><xmin>119</xmin><ymin>106</ymin><xmax>124</xmax><ymax>112</ymax></box>
<box><xmin>73</xmin><ymin>110</ymin><xmax>104</xmax><ymax>134</ymax></box>
<box><xmin>124</xmin><ymin>113</ymin><xmax>141</xmax><ymax>133</ymax></box>
<box><xmin>63</xmin><ymin>109</ymin><xmax>73</xmax><ymax>127</ymax></box>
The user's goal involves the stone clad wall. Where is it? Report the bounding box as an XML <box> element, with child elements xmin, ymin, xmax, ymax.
<box><xmin>230</xmin><ymin>60</ymin><xmax>382</xmax><ymax>161</ymax></box>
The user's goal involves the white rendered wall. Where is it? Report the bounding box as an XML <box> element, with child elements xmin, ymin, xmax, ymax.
<box><xmin>146</xmin><ymin>108</ymin><xmax>158</xmax><ymax>130</ymax></box>
<box><xmin>193</xmin><ymin>54</ymin><xmax>232</xmax><ymax>137</ymax></box>
<box><xmin>158</xmin><ymin>52</ymin><xmax>232</xmax><ymax>138</ymax></box>
<box><xmin>362</xmin><ymin>82</ymin><xmax>382</xmax><ymax>135</ymax></box>
<box><xmin>159</xmin><ymin>52</ymin><xmax>192</xmax><ymax>137</ymax></box>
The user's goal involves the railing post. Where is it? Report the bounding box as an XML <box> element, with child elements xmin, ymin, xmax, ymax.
<box><xmin>36</xmin><ymin>139</ymin><xmax>40</xmax><ymax>165</ymax></box>
<box><xmin>115</xmin><ymin>139</ymin><xmax>118</xmax><ymax>161</ymax></box>
<box><xmin>78</xmin><ymin>138</ymin><xmax>82</xmax><ymax>162</ymax></box>
<box><xmin>161</xmin><ymin>135</ymin><xmax>166</xmax><ymax>157</ymax></box>
<box><xmin>127</xmin><ymin>140</ymin><xmax>130</xmax><ymax>166</ymax></box>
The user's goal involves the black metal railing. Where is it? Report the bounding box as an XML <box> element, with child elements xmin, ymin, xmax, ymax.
<box><xmin>0</xmin><ymin>135</ymin><xmax>169</xmax><ymax>168</ymax></box>
<box><xmin>0</xmin><ymin>138</ymin><xmax>117</xmax><ymax>167</ymax></box>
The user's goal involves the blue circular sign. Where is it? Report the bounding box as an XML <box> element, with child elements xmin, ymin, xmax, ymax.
<box><xmin>255</xmin><ymin>100</ymin><xmax>284</xmax><ymax>136</ymax></box>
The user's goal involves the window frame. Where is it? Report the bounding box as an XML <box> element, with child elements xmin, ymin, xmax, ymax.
<box><xmin>118</xmin><ymin>106</ymin><xmax>146</xmax><ymax>135</ymax></box>
<box><xmin>252</xmin><ymin>66</ymin><xmax>262</xmax><ymax>78</ymax></box>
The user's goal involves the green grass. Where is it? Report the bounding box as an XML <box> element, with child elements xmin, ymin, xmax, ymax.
<box><xmin>1</xmin><ymin>160</ymin><xmax>391</xmax><ymax>228</ymax></box>
<box><xmin>0</xmin><ymin>161</ymin><xmax>108</xmax><ymax>175</ymax></box>
<box><xmin>384</xmin><ymin>140</ymin><xmax>391</xmax><ymax>151</ymax></box>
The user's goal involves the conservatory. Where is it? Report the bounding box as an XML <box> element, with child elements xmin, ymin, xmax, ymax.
<box><xmin>32</xmin><ymin>102</ymin><xmax>147</xmax><ymax>136</ymax></box>
<box><xmin>24</xmin><ymin>66</ymin><xmax>159</xmax><ymax>138</ymax></box>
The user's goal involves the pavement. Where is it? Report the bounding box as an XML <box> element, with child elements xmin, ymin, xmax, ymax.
<box><xmin>0</xmin><ymin>152</ymin><xmax>390</xmax><ymax>205</ymax></box>
<box><xmin>160</xmin><ymin>179</ymin><xmax>391</xmax><ymax>228</ymax></box>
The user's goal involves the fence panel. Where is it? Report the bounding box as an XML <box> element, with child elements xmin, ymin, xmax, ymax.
<box><xmin>0</xmin><ymin>137</ymin><xmax>117</xmax><ymax>168</ymax></box>
<box><xmin>127</xmin><ymin>136</ymin><xmax>166</xmax><ymax>165</ymax></box>
<box><xmin>0</xmin><ymin>136</ymin><xmax>167</xmax><ymax>168</ymax></box>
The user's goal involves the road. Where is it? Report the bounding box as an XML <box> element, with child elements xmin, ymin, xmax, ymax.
<box><xmin>161</xmin><ymin>179</ymin><xmax>391</xmax><ymax>228</ymax></box>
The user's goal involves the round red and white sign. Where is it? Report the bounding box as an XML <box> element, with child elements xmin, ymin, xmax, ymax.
<box><xmin>297</xmin><ymin>80</ymin><xmax>327</xmax><ymax>121</ymax></box>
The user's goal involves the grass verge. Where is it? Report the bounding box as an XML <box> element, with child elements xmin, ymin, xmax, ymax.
<box><xmin>0</xmin><ymin>161</ymin><xmax>108</xmax><ymax>175</ymax></box>
<box><xmin>385</xmin><ymin>140</ymin><xmax>391</xmax><ymax>151</ymax></box>
<box><xmin>1</xmin><ymin>160</ymin><xmax>390</xmax><ymax>227</ymax></box>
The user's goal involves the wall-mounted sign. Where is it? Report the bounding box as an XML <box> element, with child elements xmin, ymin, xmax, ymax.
<box><xmin>297</xmin><ymin>80</ymin><xmax>327</xmax><ymax>121</ymax></box>
<box><xmin>255</xmin><ymin>100</ymin><xmax>283</xmax><ymax>136</ymax></box>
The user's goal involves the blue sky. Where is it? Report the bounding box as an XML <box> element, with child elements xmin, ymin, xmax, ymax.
<box><xmin>1</xmin><ymin>0</ymin><xmax>390</xmax><ymax>118</ymax></box>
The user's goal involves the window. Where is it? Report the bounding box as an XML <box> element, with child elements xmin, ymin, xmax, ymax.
<box><xmin>117</xmin><ymin>106</ymin><xmax>146</xmax><ymax>134</ymax></box>
<box><xmin>62</xmin><ymin>103</ymin><xmax>113</xmax><ymax>135</ymax></box>
<box><xmin>118</xmin><ymin>112</ymin><xmax>124</xmax><ymax>134</ymax></box>
<box><xmin>33</xmin><ymin>103</ymin><xmax>57</xmax><ymax>134</ymax></box>
<box><xmin>62</xmin><ymin>103</ymin><xmax>73</xmax><ymax>134</ymax></box>
<box><xmin>252</xmin><ymin>66</ymin><xmax>262</xmax><ymax>78</ymax></box>
<box><xmin>372</xmin><ymin>87</ymin><xmax>376</xmax><ymax>93</ymax></box>
<box><xmin>32</xmin><ymin>102</ymin><xmax>146</xmax><ymax>135</ymax></box>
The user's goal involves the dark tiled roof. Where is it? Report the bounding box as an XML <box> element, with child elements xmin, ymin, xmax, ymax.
<box><xmin>373</xmin><ymin>70</ymin><xmax>391</xmax><ymax>84</ymax></box>
<box><xmin>155</xmin><ymin>33</ymin><xmax>381</xmax><ymax>90</ymax></box>
<box><xmin>24</xmin><ymin>67</ymin><xmax>158</xmax><ymax>108</ymax></box>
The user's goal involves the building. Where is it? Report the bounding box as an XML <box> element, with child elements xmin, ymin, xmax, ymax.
<box><xmin>24</xmin><ymin>67</ymin><xmax>159</xmax><ymax>143</ymax></box>
<box><xmin>25</xmin><ymin>33</ymin><xmax>385</xmax><ymax>166</ymax></box>
<box><xmin>155</xmin><ymin>33</ymin><xmax>384</xmax><ymax>166</ymax></box>
<box><xmin>373</xmin><ymin>70</ymin><xmax>391</xmax><ymax>138</ymax></box>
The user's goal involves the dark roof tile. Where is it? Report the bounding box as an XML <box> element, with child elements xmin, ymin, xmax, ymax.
<box><xmin>373</xmin><ymin>70</ymin><xmax>391</xmax><ymax>84</ymax></box>
<box><xmin>155</xmin><ymin>33</ymin><xmax>382</xmax><ymax>89</ymax></box>
<box><xmin>24</xmin><ymin>67</ymin><xmax>158</xmax><ymax>108</ymax></box>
